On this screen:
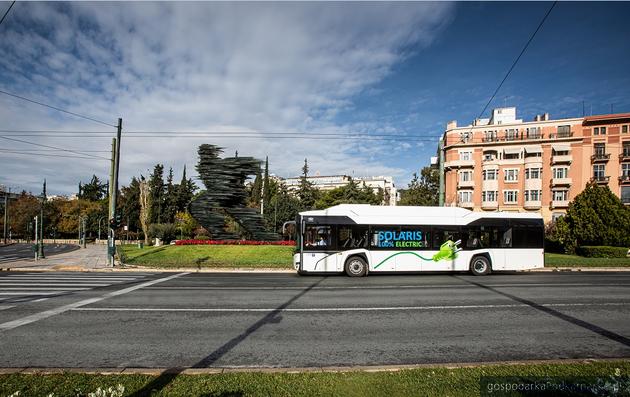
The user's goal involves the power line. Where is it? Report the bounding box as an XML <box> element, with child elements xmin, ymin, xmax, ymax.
<box><xmin>0</xmin><ymin>89</ymin><xmax>117</xmax><ymax>128</ymax></box>
<box><xmin>472</xmin><ymin>1</ymin><xmax>557</xmax><ymax>126</ymax></box>
<box><xmin>0</xmin><ymin>134</ymin><xmax>439</xmax><ymax>142</ymax></box>
<box><xmin>0</xmin><ymin>148</ymin><xmax>110</xmax><ymax>153</ymax></box>
<box><xmin>0</xmin><ymin>1</ymin><xmax>15</xmax><ymax>28</ymax></box>
<box><xmin>0</xmin><ymin>136</ymin><xmax>110</xmax><ymax>159</ymax></box>
<box><xmin>0</xmin><ymin>149</ymin><xmax>109</xmax><ymax>160</ymax></box>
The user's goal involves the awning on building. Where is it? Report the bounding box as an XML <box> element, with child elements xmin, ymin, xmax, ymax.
<box><xmin>503</xmin><ymin>147</ymin><xmax>522</xmax><ymax>155</ymax></box>
<box><xmin>552</xmin><ymin>143</ymin><xmax>571</xmax><ymax>152</ymax></box>
<box><xmin>523</xmin><ymin>146</ymin><xmax>543</xmax><ymax>154</ymax></box>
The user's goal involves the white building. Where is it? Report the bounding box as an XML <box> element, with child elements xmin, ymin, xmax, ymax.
<box><xmin>281</xmin><ymin>174</ymin><xmax>398</xmax><ymax>206</ymax></box>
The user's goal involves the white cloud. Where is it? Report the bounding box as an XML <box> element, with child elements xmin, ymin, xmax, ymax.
<box><xmin>0</xmin><ymin>1</ymin><xmax>454</xmax><ymax>194</ymax></box>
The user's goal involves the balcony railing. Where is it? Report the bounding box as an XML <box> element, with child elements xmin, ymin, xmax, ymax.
<box><xmin>620</xmin><ymin>152</ymin><xmax>630</xmax><ymax>161</ymax></box>
<box><xmin>482</xmin><ymin>137</ymin><xmax>498</xmax><ymax>143</ymax></box>
<box><xmin>551</xmin><ymin>154</ymin><xmax>572</xmax><ymax>164</ymax></box>
<box><xmin>591</xmin><ymin>153</ymin><xmax>611</xmax><ymax>162</ymax></box>
<box><xmin>591</xmin><ymin>175</ymin><xmax>610</xmax><ymax>184</ymax></box>
<box><xmin>551</xmin><ymin>177</ymin><xmax>572</xmax><ymax>186</ymax></box>
<box><xmin>551</xmin><ymin>200</ymin><xmax>569</xmax><ymax>208</ymax></box>
<box><xmin>549</xmin><ymin>131</ymin><xmax>574</xmax><ymax>139</ymax></box>
<box><xmin>619</xmin><ymin>175</ymin><xmax>630</xmax><ymax>184</ymax></box>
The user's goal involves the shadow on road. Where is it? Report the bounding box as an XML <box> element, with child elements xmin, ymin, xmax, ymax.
<box><xmin>455</xmin><ymin>275</ymin><xmax>630</xmax><ymax>348</ymax></box>
<box><xmin>129</xmin><ymin>276</ymin><xmax>327</xmax><ymax>397</ymax></box>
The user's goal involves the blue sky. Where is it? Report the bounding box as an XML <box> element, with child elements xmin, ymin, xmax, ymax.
<box><xmin>0</xmin><ymin>2</ymin><xmax>629</xmax><ymax>195</ymax></box>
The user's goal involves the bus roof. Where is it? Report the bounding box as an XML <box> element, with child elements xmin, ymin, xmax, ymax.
<box><xmin>299</xmin><ymin>204</ymin><xmax>542</xmax><ymax>226</ymax></box>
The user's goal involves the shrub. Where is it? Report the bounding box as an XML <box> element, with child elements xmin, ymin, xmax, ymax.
<box><xmin>148</xmin><ymin>223</ymin><xmax>177</xmax><ymax>243</ymax></box>
<box><xmin>193</xmin><ymin>234</ymin><xmax>211</xmax><ymax>240</ymax></box>
<box><xmin>576</xmin><ymin>246</ymin><xmax>629</xmax><ymax>258</ymax></box>
<box><xmin>176</xmin><ymin>239</ymin><xmax>295</xmax><ymax>246</ymax></box>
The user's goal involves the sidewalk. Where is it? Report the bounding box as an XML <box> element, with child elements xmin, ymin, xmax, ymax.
<box><xmin>2</xmin><ymin>244</ymin><xmax>112</xmax><ymax>271</ymax></box>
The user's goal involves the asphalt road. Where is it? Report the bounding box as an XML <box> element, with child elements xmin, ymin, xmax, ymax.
<box><xmin>0</xmin><ymin>271</ymin><xmax>629</xmax><ymax>370</ymax></box>
<box><xmin>0</xmin><ymin>243</ymin><xmax>79</xmax><ymax>264</ymax></box>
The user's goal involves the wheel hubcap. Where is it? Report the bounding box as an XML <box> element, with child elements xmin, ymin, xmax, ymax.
<box><xmin>350</xmin><ymin>260</ymin><xmax>363</xmax><ymax>274</ymax></box>
<box><xmin>474</xmin><ymin>260</ymin><xmax>487</xmax><ymax>273</ymax></box>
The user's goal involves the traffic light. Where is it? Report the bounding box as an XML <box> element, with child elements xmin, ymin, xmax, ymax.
<box><xmin>109</xmin><ymin>212</ymin><xmax>124</xmax><ymax>229</ymax></box>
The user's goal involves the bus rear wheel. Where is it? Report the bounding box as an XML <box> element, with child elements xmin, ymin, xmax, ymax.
<box><xmin>470</xmin><ymin>256</ymin><xmax>491</xmax><ymax>276</ymax></box>
<box><xmin>345</xmin><ymin>256</ymin><xmax>367</xmax><ymax>277</ymax></box>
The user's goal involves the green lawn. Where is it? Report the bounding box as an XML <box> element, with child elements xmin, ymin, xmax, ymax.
<box><xmin>545</xmin><ymin>253</ymin><xmax>630</xmax><ymax>267</ymax></box>
<box><xmin>1</xmin><ymin>361</ymin><xmax>628</xmax><ymax>397</ymax></box>
<box><xmin>119</xmin><ymin>244</ymin><xmax>294</xmax><ymax>269</ymax></box>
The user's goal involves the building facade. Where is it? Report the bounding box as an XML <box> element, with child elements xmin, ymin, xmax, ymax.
<box><xmin>441</xmin><ymin>107</ymin><xmax>630</xmax><ymax>222</ymax></box>
<box><xmin>282</xmin><ymin>174</ymin><xmax>399</xmax><ymax>206</ymax></box>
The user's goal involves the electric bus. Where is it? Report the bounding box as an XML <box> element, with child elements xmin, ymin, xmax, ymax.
<box><xmin>288</xmin><ymin>204</ymin><xmax>544</xmax><ymax>276</ymax></box>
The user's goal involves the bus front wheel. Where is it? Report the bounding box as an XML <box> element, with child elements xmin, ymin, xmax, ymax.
<box><xmin>345</xmin><ymin>256</ymin><xmax>367</xmax><ymax>277</ymax></box>
<box><xmin>470</xmin><ymin>255</ymin><xmax>491</xmax><ymax>276</ymax></box>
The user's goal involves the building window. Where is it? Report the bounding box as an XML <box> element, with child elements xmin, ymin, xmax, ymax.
<box><xmin>503</xmin><ymin>152</ymin><xmax>520</xmax><ymax>160</ymax></box>
<box><xmin>552</xmin><ymin>190</ymin><xmax>568</xmax><ymax>201</ymax></box>
<box><xmin>524</xmin><ymin>190</ymin><xmax>541</xmax><ymax>201</ymax></box>
<box><xmin>458</xmin><ymin>190</ymin><xmax>473</xmax><ymax>203</ymax></box>
<box><xmin>505</xmin><ymin>129</ymin><xmax>519</xmax><ymax>141</ymax></box>
<box><xmin>622</xmin><ymin>163</ymin><xmax>630</xmax><ymax>178</ymax></box>
<box><xmin>460</xmin><ymin>170</ymin><xmax>473</xmax><ymax>182</ymax></box>
<box><xmin>483</xmin><ymin>150</ymin><xmax>498</xmax><ymax>161</ymax></box>
<box><xmin>623</xmin><ymin>125</ymin><xmax>628</xmax><ymax>134</ymax></box>
<box><xmin>526</xmin><ymin>127</ymin><xmax>541</xmax><ymax>139</ymax></box>
<box><xmin>557</xmin><ymin>125</ymin><xmax>571</xmax><ymax>137</ymax></box>
<box><xmin>593</xmin><ymin>164</ymin><xmax>606</xmax><ymax>179</ymax></box>
<box><xmin>552</xmin><ymin>212</ymin><xmax>565</xmax><ymax>221</ymax></box>
<box><xmin>594</xmin><ymin>126</ymin><xmax>607</xmax><ymax>135</ymax></box>
<box><xmin>622</xmin><ymin>187</ymin><xmax>630</xmax><ymax>205</ymax></box>
<box><xmin>594</xmin><ymin>143</ymin><xmax>606</xmax><ymax>156</ymax></box>
<box><xmin>484</xmin><ymin>131</ymin><xmax>497</xmax><ymax>142</ymax></box>
<box><xmin>525</xmin><ymin>168</ymin><xmax>541</xmax><ymax>179</ymax></box>
<box><xmin>460</xmin><ymin>151</ymin><xmax>472</xmax><ymax>161</ymax></box>
<box><xmin>504</xmin><ymin>169</ymin><xmax>519</xmax><ymax>182</ymax></box>
<box><xmin>601</xmin><ymin>126</ymin><xmax>607</xmax><ymax>135</ymax></box>
<box><xmin>483</xmin><ymin>169</ymin><xmax>498</xmax><ymax>180</ymax></box>
<box><xmin>623</xmin><ymin>142</ymin><xmax>630</xmax><ymax>157</ymax></box>
<box><xmin>594</xmin><ymin>127</ymin><xmax>600</xmax><ymax>135</ymax></box>
<box><xmin>482</xmin><ymin>191</ymin><xmax>497</xmax><ymax>202</ymax></box>
<box><xmin>552</xmin><ymin>167</ymin><xmax>568</xmax><ymax>179</ymax></box>
<box><xmin>503</xmin><ymin>190</ymin><xmax>518</xmax><ymax>204</ymax></box>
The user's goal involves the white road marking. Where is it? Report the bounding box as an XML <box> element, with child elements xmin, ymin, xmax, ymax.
<box><xmin>70</xmin><ymin>302</ymin><xmax>630</xmax><ymax>313</ymax></box>
<box><xmin>0</xmin><ymin>305</ymin><xmax>15</xmax><ymax>311</ymax></box>
<box><xmin>33</xmin><ymin>298</ymin><xmax>49</xmax><ymax>302</ymax></box>
<box><xmin>142</xmin><ymin>283</ymin><xmax>630</xmax><ymax>290</ymax></box>
<box><xmin>0</xmin><ymin>272</ymin><xmax>188</xmax><ymax>331</ymax></box>
<box><xmin>0</xmin><ymin>283</ymin><xmax>111</xmax><ymax>287</ymax></box>
<box><xmin>0</xmin><ymin>292</ymin><xmax>59</xmax><ymax>295</ymax></box>
<box><xmin>0</xmin><ymin>287</ymin><xmax>91</xmax><ymax>291</ymax></box>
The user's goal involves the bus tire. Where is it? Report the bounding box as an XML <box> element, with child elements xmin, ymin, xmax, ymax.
<box><xmin>345</xmin><ymin>256</ymin><xmax>367</xmax><ymax>277</ymax></box>
<box><xmin>470</xmin><ymin>255</ymin><xmax>491</xmax><ymax>276</ymax></box>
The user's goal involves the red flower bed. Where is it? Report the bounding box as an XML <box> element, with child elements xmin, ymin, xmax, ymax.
<box><xmin>175</xmin><ymin>239</ymin><xmax>295</xmax><ymax>246</ymax></box>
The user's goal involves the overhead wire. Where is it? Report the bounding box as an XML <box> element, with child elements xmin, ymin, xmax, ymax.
<box><xmin>0</xmin><ymin>136</ymin><xmax>110</xmax><ymax>160</ymax></box>
<box><xmin>0</xmin><ymin>149</ymin><xmax>109</xmax><ymax>160</ymax></box>
<box><xmin>0</xmin><ymin>1</ymin><xmax>15</xmax><ymax>28</ymax></box>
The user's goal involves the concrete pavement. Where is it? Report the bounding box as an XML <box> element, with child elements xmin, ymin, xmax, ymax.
<box><xmin>0</xmin><ymin>243</ymin><xmax>108</xmax><ymax>270</ymax></box>
<box><xmin>0</xmin><ymin>271</ymin><xmax>628</xmax><ymax>370</ymax></box>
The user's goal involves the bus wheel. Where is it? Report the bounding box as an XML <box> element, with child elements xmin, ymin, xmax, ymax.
<box><xmin>470</xmin><ymin>256</ymin><xmax>491</xmax><ymax>276</ymax></box>
<box><xmin>345</xmin><ymin>256</ymin><xmax>367</xmax><ymax>277</ymax></box>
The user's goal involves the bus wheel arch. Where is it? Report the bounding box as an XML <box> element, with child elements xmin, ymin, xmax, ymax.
<box><xmin>345</xmin><ymin>255</ymin><xmax>368</xmax><ymax>277</ymax></box>
<box><xmin>470</xmin><ymin>254</ymin><xmax>492</xmax><ymax>276</ymax></box>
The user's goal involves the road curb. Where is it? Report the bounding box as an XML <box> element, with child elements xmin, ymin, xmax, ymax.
<box><xmin>1</xmin><ymin>266</ymin><xmax>296</xmax><ymax>273</ymax></box>
<box><xmin>530</xmin><ymin>267</ymin><xmax>630</xmax><ymax>272</ymax></box>
<box><xmin>1</xmin><ymin>358</ymin><xmax>628</xmax><ymax>375</ymax></box>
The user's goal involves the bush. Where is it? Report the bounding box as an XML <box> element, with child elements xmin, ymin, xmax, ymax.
<box><xmin>148</xmin><ymin>223</ymin><xmax>177</xmax><ymax>243</ymax></box>
<box><xmin>176</xmin><ymin>239</ymin><xmax>295</xmax><ymax>246</ymax></box>
<box><xmin>576</xmin><ymin>246</ymin><xmax>629</xmax><ymax>258</ymax></box>
<box><xmin>193</xmin><ymin>234</ymin><xmax>211</xmax><ymax>240</ymax></box>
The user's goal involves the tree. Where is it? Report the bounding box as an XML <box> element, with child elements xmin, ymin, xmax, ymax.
<box><xmin>174</xmin><ymin>211</ymin><xmax>198</xmax><ymax>239</ymax></box>
<box><xmin>314</xmin><ymin>179</ymin><xmax>382</xmax><ymax>209</ymax></box>
<box><xmin>78</xmin><ymin>175</ymin><xmax>107</xmax><ymax>201</ymax></box>
<box><xmin>262</xmin><ymin>156</ymin><xmax>271</xmax><ymax>209</ymax></box>
<box><xmin>7</xmin><ymin>192</ymin><xmax>39</xmax><ymax>239</ymax></box>
<box><xmin>139</xmin><ymin>177</ymin><xmax>151</xmax><ymax>244</ymax></box>
<box><xmin>175</xmin><ymin>165</ymin><xmax>196</xmax><ymax>212</ymax></box>
<box><xmin>148</xmin><ymin>164</ymin><xmax>164</xmax><ymax>224</ymax></box>
<box><xmin>551</xmin><ymin>183</ymin><xmax>630</xmax><ymax>253</ymax></box>
<box><xmin>399</xmin><ymin>166</ymin><xmax>439</xmax><ymax>206</ymax></box>
<box><xmin>264</xmin><ymin>181</ymin><xmax>300</xmax><ymax>235</ymax></box>
<box><xmin>163</xmin><ymin>167</ymin><xmax>178</xmax><ymax>223</ymax></box>
<box><xmin>119</xmin><ymin>177</ymin><xmax>141</xmax><ymax>233</ymax></box>
<box><xmin>248</xmin><ymin>167</ymin><xmax>262</xmax><ymax>208</ymax></box>
<box><xmin>297</xmin><ymin>158</ymin><xmax>319</xmax><ymax>209</ymax></box>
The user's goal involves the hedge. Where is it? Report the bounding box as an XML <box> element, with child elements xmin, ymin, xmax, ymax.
<box><xmin>175</xmin><ymin>239</ymin><xmax>295</xmax><ymax>246</ymax></box>
<box><xmin>576</xmin><ymin>246</ymin><xmax>630</xmax><ymax>258</ymax></box>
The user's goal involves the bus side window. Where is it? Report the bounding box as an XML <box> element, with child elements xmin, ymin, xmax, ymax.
<box><xmin>501</xmin><ymin>228</ymin><xmax>512</xmax><ymax>247</ymax></box>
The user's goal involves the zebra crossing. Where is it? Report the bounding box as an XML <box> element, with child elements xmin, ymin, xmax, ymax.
<box><xmin>0</xmin><ymin>272</ymin><xmax>152</xmax><ymax>303</ymax></box>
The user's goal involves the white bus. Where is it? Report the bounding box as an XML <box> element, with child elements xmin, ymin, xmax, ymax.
<box><xmin>291</xmin><ymin>204</ymin><xmax>544</xmax><ymax>276</ymax></box>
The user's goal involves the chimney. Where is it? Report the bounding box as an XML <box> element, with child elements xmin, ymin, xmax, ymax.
<box><xmin>542</xmin><ymin>113</ymin><xmax>549</xmax><ymax>121</ymax></box>
<box><xmin>534</xmin><ymin>115</ymin><xmax>541</xmax><ymax>121</ymax></box>
<box><xmin>447</xmin><ymin>120</ymin><xmax>457</xmax><ymax>130</ymax></box>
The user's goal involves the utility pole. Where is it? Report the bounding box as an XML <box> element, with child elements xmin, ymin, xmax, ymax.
<box><xmin>108</xmin><ymin>118</ymin><xmax>122</xmax><ymax>266</ymax></box>
<box><xmin>34</xmin><ymin>216</ymin><xmax>38</xmax><ymax>260</ymax></box>
<box><xmin>3</xmin><ymin>187</ymin><xmax>9</xmax><ymax>244</ymax></box>
<box><xmin>82</xmin><ymin>217</ymin><xmax>87</xmax><ymax>249</ymax></box>
<box><xmin>38</xmin><ymin>179</ymin><xmax>46</xmax><ymax>259</ymax></box>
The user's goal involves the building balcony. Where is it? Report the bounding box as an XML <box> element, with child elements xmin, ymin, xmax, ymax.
<box><xmin>482</xmin><ymin>137</ymin><xmax>499</xmax><ymax>143</ymax></box>
<box><xmin>618</xmin><ymin>175</ymin><xmax>630</xmax><ymax>184</ymax></box>
<box><xmin>551</xmin><ymin>177</ymin><xmax>572</xmax><ymax>186</ymax></box>
<box><xmin>481</xmin><ymin>201</ymin><xmax>498</xmax><ymax>209</ymax></box>
<box><xmin>591</xmin><ymin>175</ymin><xmax>610</xmax><ymax>184</ymax></box>
<box><xmin>525</xmin><ymin>133</ymin><xmax>543</xmax><ymax>140</ymax></box>
<box><xmin>620</xmin><ymin>152</ymin><xmax>630</xmax><ymax>162</ymax></box>
<box><xmin>524</xmin><ymin>179</ymin><xmax>542</xmax><ymax>190</ymax></box>
<box><xmin>524</xmin><ymin>200</ymin><xmax>542</xmax><ymax>209</ymax></box>
<box><xmin>524</xmin><ymin>156</ymin><xmax>543</xmax><ymax>164</ymax></box>
<box><xmin>444</xmin><ymin>159</ymin><xmax>475</xmax><ymax>169</ymax></box>
<box><xmin>591</xmin><ymin>153</ymin><xmax>610</xmax><ymax>162</ymax></box>
<box><xmin>551</xmin><ymin>200</ymin><xmax>569</xmax><ymax>208</ymax></box>
<box><xmin>459</xmin><ymin>201</ymin><xmax>474</xmax><ymax>208</ymax></box>
<box><xmin>549</xmin><ymin>132</ymin><xmax>574</xmax><ymax>139</ymax></box>
<box><xmin>458</xmin><ymin>180</ymin><xmax>475</xmax><ymax>188</ymax></box>
<box><xmin>551</xmin><ymin>154</ymin><xmax>572</xmax><ymax>164</ymax></box>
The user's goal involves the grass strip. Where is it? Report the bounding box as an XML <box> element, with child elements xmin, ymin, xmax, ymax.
<box><xmin>119</xmin><ymin>244</ymin><xmax>294</xmax><ymax>269</ymax></box>
<box><xmin>545</xmin><ymin>253</ymin><xmax>630</xmax><ymax>267</ymax></box>
<box><xmin>0</xmin><ymin>361</ymin><xmax>628</xmax><ymax>396</ymax></box>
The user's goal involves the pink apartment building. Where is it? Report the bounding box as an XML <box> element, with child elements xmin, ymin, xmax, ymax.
<box><xmin>441</xmin><ymin>107</ymin><xmax>630</xmax><ymax>223</ymax></box>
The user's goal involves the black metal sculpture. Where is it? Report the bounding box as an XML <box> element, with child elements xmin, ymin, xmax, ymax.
<box><xmin>189</xmin><ymin>144</ymin><xmax>278</xmax><ymax>241</ymax></box>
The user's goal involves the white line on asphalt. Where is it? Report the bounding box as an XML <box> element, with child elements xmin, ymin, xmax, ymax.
<box><xmin>0</xmin><ymin>292</ymin><xmax>59</xmax><ymax>295</ymax></box>
<box><xmin>33</xmin><ymin>298</ymin><xmax>49</xmax><ymax>302</ymax></box>
<box><xmin>0</xmin><ymin>305</ymin><xmax>15</xmax><ymax>311</ymax></box>
<box><xmin>0</xmin><ymin>272</ymin><xmax>188</xmax><ymax>332</ymax></box>
<box><xmin>0</xmin><ymin>288</ymin><xmax>91</xmax><ymax>291</ymax></box>
<box><xmin>2</xmin><ymin>277</ymin><xmax>141</xmax><ymax>281</ymax></box>
<box><xmin>141</xmin><ymin>283</ymin><xmax>630</xmax><ymax>290</ymax></box>
<box><xmin>70</xmin><ymin>302</ymin><xmax>630</xmax><ymax>313</ymax></box>
<box><xmin>0</xmin><ymin>283</ymin><xmax>112</xmax><ymax>287</ymax></box>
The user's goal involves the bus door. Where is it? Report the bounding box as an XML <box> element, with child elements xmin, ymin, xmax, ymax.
<box><xmin>303</xmin><ymin>224</ymin><xmax>339</xmax><ymax>272</ymax></box>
